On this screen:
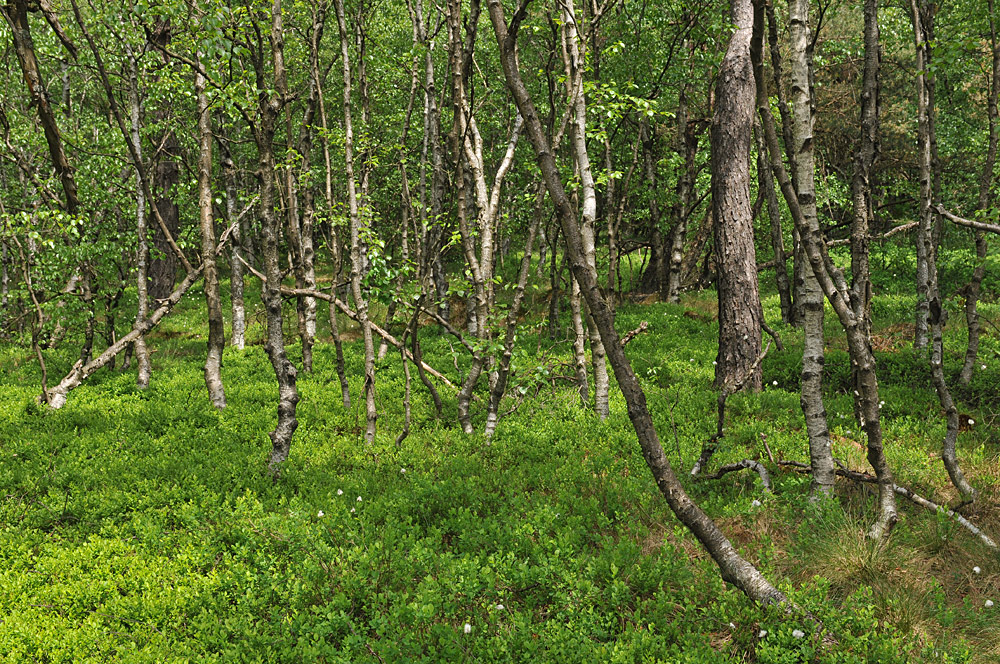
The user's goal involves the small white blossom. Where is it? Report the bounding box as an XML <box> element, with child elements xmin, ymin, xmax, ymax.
<box><xmin>974</xmin><ymin>566</ymin><xmax>982</xmax><ymax>575</ymax></box>
<box><xmin>751</xmin><ymin>499</ymin><xmax>762</xmax><ymax>507</ymax></box>
<box><xmin>400</xmin><ymin>468</ymin><xmax>406</xmax><ymax>474</ymax></box>
<box><xmin>690</xmin><ymin>358</ymin><xmax>695</xmax><ymax>362</ymax></box>
<box><xmin>337</xmin><ymin>489</ymin><xmax>344</xmax><ymax>496</ymax></box>
<box><xmin>463</xmin><ymin>623</ymin><xmax>472</xmax><ymax>634</ymax></box>
<box><xmin>792</xmin><ymin>629</ymin><xmax>805</xmax><ymax>639</ymax></box>
<box><xmin>772</xmin><ymin>380</ymin><xmax>778</xmax><ymax>386</ymax></box>
<box><xmin>969</xmin><ymin>419</ymin><xmax>976</xmax><ymax>426</ymax></box>
<box><xmin>729</xmin><ymin>622</ymin><xmax>736</xmax><ymax>629</ymax></box>
<box><xmin>846</xmin><ymin>430</ymin><xmax>852</xmax><ymax>435</ymax></box>
<box><xmin>357</xmin><ymin>496</ymin><xmax>363</xmax><ymax>502</ymax></box>
<box><xmin>317</xmin><ymin>510</ymin><xmax>325</xmax><ymax>518</ymax></box>
<box><xmin>496</xmin><ymin>604</ymin><xmax>505</xmax><ymax>611</ymax></box>
<box><xmin>350</xmin><ymin>507</ymin><xmax>356</xmax><ymax>513</ymax></box>
<box><xmin>983</xmin><ymin>365</ymin><xmax>988</xmax><ymax>370</ymax></box>
<box><xmin>986</xmin><ymin>600</ymin><xmax>994</xmax><ymax>608</ymax></box>
<box><xmin>758</xmin><ymin>629</ymin><xmax>768</xmax><ymax>638</ymax></box>
<box><xmin>712</xmin><ymin>361</ymin><xmax>717</xmax><ymax>366</ymax></box>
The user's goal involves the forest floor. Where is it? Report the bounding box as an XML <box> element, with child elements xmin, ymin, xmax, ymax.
<box><xmin>2</xmin><ymin>263</ymin><xmax>1000</xmax><ymax>662</ymax></box>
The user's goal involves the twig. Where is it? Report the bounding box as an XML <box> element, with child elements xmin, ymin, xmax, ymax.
<box><xmin>620</xmin><ymin>320</ymin><xmax>650</xmax><ymax>348</ymax></box>
<box><xmin>700</xmin><ymin>459</ymin><xmax>773</xmax><ymax>492</ymax></box>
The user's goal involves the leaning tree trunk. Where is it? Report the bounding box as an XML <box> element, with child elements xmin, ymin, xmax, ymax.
<box><xmin>712</xmin><ymin>0</ymin><xmax>763</xmax><ymax>393</ymax></box>
<box><xmin>488</xmin><ymin>0</ymin><xmax>787</xmax><ymax>607</ymax></box>
<box><xmin>196</xmin><ymin>57</ymin><xmax>226</xmax><ymax>410</ymax></box>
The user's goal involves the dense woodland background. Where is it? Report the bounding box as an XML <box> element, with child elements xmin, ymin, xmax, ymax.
<box><xmin>2</xmin><ymin>0</ymin><xmax>1000</xmax><ymax>660</ymax></box>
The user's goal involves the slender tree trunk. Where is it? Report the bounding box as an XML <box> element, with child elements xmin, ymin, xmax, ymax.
<box><xmin>220</xmin><ymin>137</ymin><xmax>246</xmax><ymax>350</ymax></box>
<box><xmin>564</xmin><ymin>1</ymin><xmax>609</xmax><ymax>419</ymax></box>
<box><xmin>258</xmin><ymin>0</ymin><xmax>300</xmax><ymax>475</ymax></box>
<box><xmin>783</xmin><ymin>0</ymin><xmax>833</xmax><ymax>494</ymax></box>
<box><xmin>712</xmin><ymin>0</ymin><xmax>763</xmax><ymax>392</ymax></box>
<box><xmin>911</xmin><ymin>0</ymin><xmax>935</xmax><ymax>349</ymax></box>
<box><xmin>910</xmin><ymin>0</ymin><xmax>977</xmax><ymax>502</ymax></box>
<box><xmin>196</xmin><ymin>57</ymin><xmax>226</xmax><ymax>409</ymax></box>
<box><xmin>336</xmin><ymin>0</ymin><xmax>378</xmax><ymax>444</ymax></box>
<box><xmin>488</xmin><ymin>0</ymin><xmax>786</xmax><ymax>606</ymax></box>
<box><xmin>755</xmin><ymin>126</ymin><xmax>793</xmax><ymax>323</ymax></box>
<box><xmin>960</xmin><ymin>0</ymin><xmax>999</xmax><ymax>385</ymax></box>
<box><xmin>127</xmin><ymin>52</ymin><xmax>152</xmax><ymax>388</ymax></box>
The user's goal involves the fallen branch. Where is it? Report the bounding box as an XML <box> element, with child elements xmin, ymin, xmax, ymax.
<box><xmin>620</xmin><ymin>321</ymin><xmax>650</xmax><ymax>348</ymax></box>
<box><xmin>779</xmin><ymin>459</ymin><xmax>997</xmax><ymax>549</ymax></box>
<box><xmin>700</xmin><ymin>459</ymin><xmax>773</xmax><ymax>492</ymax></box>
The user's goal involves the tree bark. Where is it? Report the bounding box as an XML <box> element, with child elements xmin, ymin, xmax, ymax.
<box><xmin>960</xmin><ymin>0</ymin><xmax>999</xmax><ymax>385</ymax></box>
<box><xmin>127</xmin><ymin>51</ymin><xmax>152</xmax><ymax>388</ymax></box>
<box><xmin>195</xmin><ymin>56</ymin><xmax>226</xmax><ymax>410</ymax></box>
<box><xmin>256</xmin><ymin>0</ymin><xmax>300</xmax><ymax>475</ymax></box>
<box><xmin>712</xmin><ymin>0</ymin><xmax>763</xmax><ymax>393</ymax></box>
<box><xmin>783</xmin><ymin>0</ymin><xmax>834</xmax><ymax>495</ymax></box>
<box><xmin>335</xmin><ymin>0</ymin><xmax>378</xmax><ymax>444</ymax></box>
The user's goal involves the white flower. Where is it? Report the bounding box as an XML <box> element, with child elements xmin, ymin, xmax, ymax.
<box><xmin>772</xmin><ymin>380</ymin><xmax>778</xmax><ymax>386</ymax></box>
<box><xmin>463</xmin><ymin>623</ymin><xmax>472</xmax><ymax>634</ymax></box>
<box><xmin>712</xmin><ymin>361</ymin><xmax>717</xmax><ymax>366</ymax></box>
<box><xmin>846</xmin><ymin>430</ymin><xmax>852</xmax><ymax>435</ymax></box>
<box><xmin>792</xmin><ymin>629</ymin><xmax>805</xmax><ymax>639</ymax></box>
<box><xmin>986</xmin><ymin>600</ymin><xmax>994</xmax><ymax>608</ymax></box>
<box><xmin>337</xmin><ymin>489</ymin><xmax>344</xmax><ymax>496</ymax></box>
<box><xmin>729</xmin><ymin>622</ymin><xmax>736</xmax><ymax>629</ymax></box>
<box><xmin>758</xmin><ymin>629</ymin><xmax>768</xmax><ymax>638</ymax></box>
<box><xmin>983</xmin><ymin>365</ymin><xmax>988</xmax><ymax>370</ymax></box>
<box><xmin>400</xmin><ymin>468</ymin><xmax>406</xmax><ymax>474</ymax></box>
<box><xmin>350</xmin><ymin>507</ymin><xmax>356</xmax><ymax>513</ymax></box>
<box><xmin>496</xmin><ymin>604</ymin><xmax>505</xmax><ymax>610</ymax></box>
<box><xmin>751</xmin><ymin>499</ymin><xmax>762</xmax><ymax>507</ymax></box>
<box><xmin>357</xmin><ymin>496</ymin><xmax>363</xmax><ymax>502</ymax></box>
<box><xmin>317</xmin><ymin>510</ymin><xmax>325</xmax><ymax>518</ymax></box>
<box><xmin>974</xmin><ymin>566</ymin><xmax>982</xmax><ymax>575</ymax></box>
<box><xmin>690</xmin><ymin>358</ymin><xmax>695</xmax><ymax>362</ymax></box>
<box><xmin>969</xmin><ymin>419</ymin><xmax>976</xmax><ymax>426</ymax></box>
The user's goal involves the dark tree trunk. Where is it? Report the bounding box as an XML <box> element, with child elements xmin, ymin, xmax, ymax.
<box><xmin>712</xmin><ymin>0</ymin><xmax>763</xmax><ymax>392</ymax></box>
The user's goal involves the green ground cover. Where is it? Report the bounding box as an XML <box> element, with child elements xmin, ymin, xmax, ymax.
<box><xmin>2</xmin><ymin>266</ymin><xmax>999</xmax><ymax>662</ymax></box>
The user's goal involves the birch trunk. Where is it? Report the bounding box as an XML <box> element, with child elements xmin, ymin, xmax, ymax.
<box><xmin>785</xmin><ymin>0</ymin><xmax>833</xmax><ymax>494</ymax></box>
<box><xmin>335</xmin><ymin>0</ymin><xmax>378</xmax><ymax>444</ymax></box>
<box><xmin>195</xmin><ymin>57</ymin><xmax>226</xmax><ymax>410</ymax></box>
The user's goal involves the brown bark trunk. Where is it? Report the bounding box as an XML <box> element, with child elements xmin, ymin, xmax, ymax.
<box><xmin>712</xmin><ymin>0</ymin><xmax>763</xmax><ymax>393</ymax></box>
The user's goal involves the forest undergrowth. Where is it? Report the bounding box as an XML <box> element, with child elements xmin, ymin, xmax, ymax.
<box><xmin>2</xmin><ymin>258</ymin><xmax>999</xmax><ymax>663</ymax></box>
